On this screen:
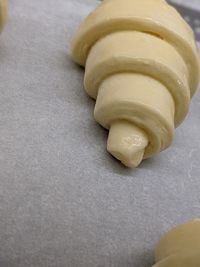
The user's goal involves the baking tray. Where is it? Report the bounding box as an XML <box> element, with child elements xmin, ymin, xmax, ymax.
<box><xmin>170</xmin><ymin>1</ymin><xmax>200</xmax><ymax>41</ymax></box>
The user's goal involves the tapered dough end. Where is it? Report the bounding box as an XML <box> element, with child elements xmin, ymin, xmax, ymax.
<box><xmin>107</xmin><ymin>120</ymin><xmax>148</xmax><ymax>168</ymax></box>
<box><xmin>0</xmin><ymin>0</ymin><xmax>7</xmax><ymax>32</ymax></box>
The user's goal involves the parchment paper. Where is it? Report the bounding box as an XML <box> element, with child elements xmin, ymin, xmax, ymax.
<box><xmin>0</xmin><ymin>1</ymin><xmax>200</xmax><ymax>266</ymax></box>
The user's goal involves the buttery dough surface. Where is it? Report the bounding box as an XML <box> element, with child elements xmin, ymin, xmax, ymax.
<box><xmin>72</xmin><ymin>0</ymin><xmax>199</xmax><ymax>95</ymax></box>
<box><xmin>72</xmin><ymin>0</ymin><xmax>200</xmax><ymax>167</ymax></box>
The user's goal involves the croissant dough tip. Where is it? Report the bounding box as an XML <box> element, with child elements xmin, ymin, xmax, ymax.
<box><xmin>107</xmin><ymin>120</ymin><xmax>148</xmax><ymax>168</ymax></box>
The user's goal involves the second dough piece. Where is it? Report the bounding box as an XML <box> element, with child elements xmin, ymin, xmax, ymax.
<box><xmin>0</xmin><ymin>0</ymin><xmax>7</xmax><ymax>32</ymax></box>
<box><xmin>154</xmin><ymin>219</ymin><xmax>200</xmax><ymax>266</ymax></box>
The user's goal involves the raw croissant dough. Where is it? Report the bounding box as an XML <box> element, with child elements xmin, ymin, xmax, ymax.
<box><xmin>154</xmin><ymin>219</ymin><xmax>200</xmax><ymax>266</ymax></box>
<box><xmin>71</xmin><ymin>0</ymin><xmax>200</xmax><ymax>167</ymax></box>
<box><xmin>0</xmin><ymin>0</ymin><xmax>7</xmax><ymax>32</ymax></box>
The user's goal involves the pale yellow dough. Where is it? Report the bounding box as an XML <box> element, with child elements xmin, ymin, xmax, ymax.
<box><xmin>71</xmin><ymin>0</ymin><xmax>200</xmax><ymax>167</ymax></box>
<box><xmin>0</xmin><ymin>0</ymin><xmax>7</xmax><ymax>32</ymax></box>
<box><xmin>154</xmin><ymin>219</ymin><xmax>200</xmax><ymax>267</ymax></box>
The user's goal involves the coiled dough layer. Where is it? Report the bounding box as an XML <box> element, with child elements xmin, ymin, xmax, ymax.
<box><xmin>85</xmin><ymin>31</ymin><xmax>189</xmax><ymax>126</ymax></box>
<box><xmin>95</xmin><ymin>73</ymin><xmax>175</xmax><ymax>159</ymax></box>
<box><xmin>154</xmin><ymin>219</ymin><xmax>200</xmax><ymax>267</ymax></box>
<box><xmin>71</xmin><ymin>0</ymin><xmax>200</xmax><ymax>167</ymax></box>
